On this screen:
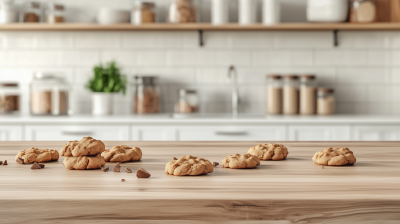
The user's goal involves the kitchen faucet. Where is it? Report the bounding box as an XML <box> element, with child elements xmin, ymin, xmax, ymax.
<box><xmin>228</xmin><ymin>66</ymin><xmax>239</xmax><ymax>117</ymax></box>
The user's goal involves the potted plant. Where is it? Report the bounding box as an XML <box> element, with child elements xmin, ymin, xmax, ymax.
<box><xmin>86</xmin><ymin>61</ymin><xmax>126</xmax><ymax>115</ymax></box>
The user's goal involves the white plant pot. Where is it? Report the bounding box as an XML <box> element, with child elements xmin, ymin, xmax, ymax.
<box><xmin>92</xmin><ymin>93</ymin><xmax>113</xmax><ymax>115</ymax></box>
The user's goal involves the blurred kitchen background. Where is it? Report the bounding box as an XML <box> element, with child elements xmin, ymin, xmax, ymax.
<box><xmin>1</xmin><ymin>0</ymin><xmax>400</xmax><ymax>142</ymax></box>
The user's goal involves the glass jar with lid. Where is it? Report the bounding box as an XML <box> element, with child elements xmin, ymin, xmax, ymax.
<box><xmin>45</xmin><ymin>3</ymin><xmax>65</xmax><ymax>23</ymax></box>
<box><xmin>30</xmin><ymin>73</ymin><xmax>72</xmax><ymax>116</ymax></box>
<box><xmin>317</xmin><ymin>88</ymin><xmax>335</xmax><ymax>115</ymax></box>
<box><xmin>22</xmin><ymin>1</ymin><xmax>41</xmax><ymax>23</ymax></box>
<box><xmin>131</xmin><ymin>1</ymin><xmax>156</xmax><ymax>25</ymax></box>
<box><xmin>299</xmin><ymin>75</ymin><xmax>317</xmax><ymax>115</ymax></box>
<box><xmin>175</xmin><ymin>89</ymin><xmax>199</xmax><ymax>114</ymax></box>
<box><xmin>350</xmin><ymin>0</ymin><xmax>376</xmax><ymax>23</ymax></box>
<box><xmin>132</xmin><ymin>76</ymin><xmax>160</xmax><ymax>114</ymax></box>
<box><xmin>0</xmin><ymin>0</ymin><xmax>18</xmax><ymax>24</ymax></box>
<box><xmin>282</xmin><ymin>75</ymin><xmax>299</xmax><ymax>115</ymax></box>
<box><xmin>266</xmin><ymin>75</ymin><xmax>282</xmax><ymax>115</ymax></box>
<box><xmin>0</xmin><ymin>83</ymin><xmax>20</xmax><ymax>114</ymax></box>
<box><xmin>168</xmin><ymin>0</ymin><xmax>197</xmax><ymax>23</ymax></box>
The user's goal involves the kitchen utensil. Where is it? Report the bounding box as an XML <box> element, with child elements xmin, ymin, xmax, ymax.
<box><xmin>307</xmin><ymin>0</ymin><xmax>349</xmax><ymax>22</ymax></box>
<box><xmin>97</xmin><ymin>8</ymin><xmax>130</xmax><ymax>25</ymax></box>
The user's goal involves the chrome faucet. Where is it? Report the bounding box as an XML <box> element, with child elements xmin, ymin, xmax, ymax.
<box><xmin>228</xmin><ymin>66</ymin><xmax>239</xmax><ymax>117</ymax></box>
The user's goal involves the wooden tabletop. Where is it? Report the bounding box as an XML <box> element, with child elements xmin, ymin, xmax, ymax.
<box><xmin>0</xmin><ymin>141</ymin><xmax>399</xmax><ymax>223</ymax></box>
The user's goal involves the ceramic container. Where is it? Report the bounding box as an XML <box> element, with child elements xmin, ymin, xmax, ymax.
<box><xmin>97</xmin><ymin>8</ymin><xmax>130</xmax><ymax>25</ymax></box>
<box><xmin>307</xmin><ymin>0</ymin><xmax>349</xmax><ymax>22</ymax></box>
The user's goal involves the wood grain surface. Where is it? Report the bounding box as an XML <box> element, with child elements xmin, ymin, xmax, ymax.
<box><xmin>0</xmin><ymin>141</ymin><xmax>399</xmax><ymax>223</ymax></box>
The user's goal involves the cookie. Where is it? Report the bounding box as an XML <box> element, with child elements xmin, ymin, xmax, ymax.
<box><xmin>63</xmin><ymin>154</ymin><xmax>106</xmax><ymax>170</ymax></box>
<box><xmin>222</xmin><ymin>153</ymin><xmax>260</xmax><ymax>169</ymax></box>
<box><xmin>165</xmin><ymin>155</ymin><xmax>213</xmax><ymax>176</ymax></box>
<box><xmin>101</xmin><ymin>145</ymin><xmax>142</xmax><ymax>162</ymax></box>
<box><xmin>313</xmin><ymin>147</ymin><xmax>356</xmax><ymax>166</ymax></box>
<box><xmin>15</xmin><ymin>148</ymin><xmax>59</xmax><ymax>164</ymax></box>
<box><xmin>60</xmin><ymin>137</ymin><xmax>105</xmax><ymax>157</ymax></box>
<box><xmin>248</xmin><ymin>143</ymin><xmax>289</xmax><ymax>161</ymax></box>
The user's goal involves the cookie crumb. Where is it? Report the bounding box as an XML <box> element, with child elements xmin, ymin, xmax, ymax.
<box><xmin>39</xmin><ymin>164</ymin><xmax>45</xmax><ymax>168</ymax></box>
<box><xmin>31</xmin><ymin>162</ymin><xmax>41</xmax><ymax>169</ymax></box>
<box><xmin>0</xmin><ymin>161</ymin><xmax>2</xmax><ymax>165</ymax></box>
<box><xmin>3</xmin><ymin>160</ymin><xmax>7</xmax><ymax>165</ymax></box>
<box><xmin>137</xmin><ymin>168</ymin><xmax>151</xmax><ymax>178</ymax></box>
<box><xmin>125</xmin><ymin>168</ymin><xmax>132</xmax><ymax>173</ymax></box>
<box><xmin>16</xmin><ymin>158</ymin><xmax>24</xmax><ymax>164</ymax></box>
<box><xmin>173</xmin><ymin>157</ymin><xmax>178</xmax><ymax>160</ymax></box>
<box><xmin>121</xmin><ymin>179</ymin><xmax>125</xmax><ymax>182</ymax></box>
<box><xmin>113</xmin><ymin>163</ymin><xmax>121</xmax><ymax>172</ymax></box>
<box><xmin>101</xmin><ymin>167</ymin><xmax>109</xmax><ymax>172</ymax></box>
<box><xmin>213</xmin><ymin>162</ymin><xmax>219</xmax><ymax>166</ymax></box>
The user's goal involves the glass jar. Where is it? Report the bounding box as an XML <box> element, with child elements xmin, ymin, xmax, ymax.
<box><xmin>45</xmin><ymin>3</ymin><xmax>65</xmax><ymax>23</ymax></box>
<box><xmin>22</xmin><ymin>1</ymin><xmax>41</xmax><ymax>23</ymax></box>
<box><xmin>299</xmin><ymin>75</ymin><xmax>317</xmax><ymax>115</ymax></box>
<box><xmin>317</xmin><ymin>88</ymin><xmax>335</xmax><ymax>115</ymax></box>
<box><xmin>131</xmin><ymin>1</ymin><xmax>156</xmax><ymax>25</ymax></box>
<box><xmin>266</xmin><ymin>75</ymin><xmax>282</xmax><ymax>115</ymax></box>
<box><xmin>133</xmin><ymin>76</ymin><xmax>160</xmax><ymax>114</ymax></box>
<box><xmin>350</xmin><ymin>0</ymin><xmax>376</xmax><ymax>23</ymax></box>
<box><xmin>30</xmin><ymin>73</ymin><xmax>72</xmax><ymax>116</ymax></box>
<box><xmin>175</xmin><ymin>89</ymin><xmax>199</xmax><ymax>114</ymax></box>
<box><xmin>168</xmin><ymin>0</ymin><xmax>197</xmax><ymax>23</ymax></box>
<box><xmin>282</xmin><ymin>75</ymin><xmax>299</xmax><ymax>115</ymax></box>
<box><xmin>0</xmin><ymin>83</ymin><xmax>20</xmax><ymax>114</ymax></box>
<box><xmin>0</xmin><ymin>0</ymin><xmax>18</xmax><ymax>24</ymax></box>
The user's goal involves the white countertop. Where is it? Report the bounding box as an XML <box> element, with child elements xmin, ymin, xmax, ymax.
<box><xmin>0</xmin><ymin>114</ymin><xmax>399</xmax><ymax>125</ymax></box>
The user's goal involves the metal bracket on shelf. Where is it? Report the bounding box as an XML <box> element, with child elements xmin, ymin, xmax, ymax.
<box><xmin>334</xmin><ymin>30</ymin><xmax>339</xmax><ymax>47</ymax></box>
<box><xmin>199</xmin><ymin>30</ymin><xmax>204</xmax><ymax>47</ymax></box>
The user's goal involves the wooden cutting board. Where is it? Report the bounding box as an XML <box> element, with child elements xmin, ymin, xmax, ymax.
<box><xmin>0</xmin><ymin>141</ymin><xmax>399</xmax><ymax>223</ymax></box>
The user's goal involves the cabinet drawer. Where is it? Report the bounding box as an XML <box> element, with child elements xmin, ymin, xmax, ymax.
<box><xmin>289</xmin><ymin>125</ymin><xmax>350</xmax><ymax>141</ymax></box>
<box><xmin>177</xmin><ymin>126</ymin><xmax>286</xmax><ymax>141</ymax></box>
<box><xmin>0</xmin><ymin>125</ymin><xmax>23</xmax><ymax>141</ymax></box>
<box><xmin>352</xmin><ymin>125</ymin><xmax>400</xmax><ymax>141</ymax></box>
<box><xmin>25</xmin><ymin>125</ymin><xmax>130</xmax><ymax>141</ymax></box>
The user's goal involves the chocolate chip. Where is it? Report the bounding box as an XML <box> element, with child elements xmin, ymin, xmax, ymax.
<box><xmin>0</xmin><ymin>161</ymin><xmax>2</xmax><ymax>165</ymax></box>
<box><xmin>101</xmin><ymin>167</ymin><xmax>109</xmax><ymax>172</ymax></box>
<box><xmin>125</xmin><ymin>168</ymin><xmax>132</xmax><ymax>173</ymax></box>
<box><xmin>39</xmin><ymin>164</ymin><xmax>45</xmax><ymax>168</ymax></box>
<box><xmin>31</xmin><ymin>162</ymin><xmax>41</xmax><ymax>169</ymax></box>
<box><xmin>173</xmin><ymin>157</ymin><xmax>178</xmax><ymax>160</ymax></box>
<box><xmin>137</xmin><ymin>168</ymin><xmax>151</xmax><ymax>178</ymax></box>
<box><xmin>16</xmin><ymin>158</ymin><xmax>24</xmax><ymax>164</ymax></box>
<box><xmin>213</xmin><ymin>162</ymin><xmax>219</xmax><ymax>166</ymax></box>
<box><xmin>121</xmin><ymin>179</ymin><xmax>125</xmax><ymax>182</ymax></box>
<box><xmin>3</xmin><ymin>160</ymin><xmax>7</xmax><ymax>165</ymax></box>
<box><xmin>113</xmin><ymin>163</ymin><xmax>121</xmax><ymax>172</ymax></box>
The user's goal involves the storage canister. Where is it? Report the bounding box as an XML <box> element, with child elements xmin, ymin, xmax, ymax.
<box><xmin>168</xmin><ymin>0</ymin><xmax>197</xmax><ymax>23</ymax></box>
<box><xmin>350</xmin><ymin>0</ymin><xmax>376</xmax><ymax>23</ymax></box>
<box><xmin>282</xmin><ymin>75</ymin><xmax>299</xmax><ymax>115</ymax></box>
<box><xmin>307</xmin><ymin>0</ymin><xmax>349</xmax><ymax>22</ymax></box>
<box><xmin>0</xmin><ymin>83</ymin><xmax>20</xmax><ymax>114</ymax></box>
<box><xmin>132</xmin><ymin>76</ymin><xmax>160</xmax><ymax>114</ymax></box>
<box><xmin>30</xmin><ymin>73</ymin><xmax>72</xmax><ymax>116</ymax></box>
<box><xmin>22</xmin><ymin>1</ymin><xmax>41</xmax><ymax>23</ymax></box>
<box><xmin>211</xmin><ymin>0</ymin><xmax>228</xmax><ymax>25</ymax></box>
<box><xmin>45</xmin><ymin>3</ymin><xmax>65</xmax><ymax>23</ymax></box>
<box><xmin>263</xmin><ymin>0</ymin><xmax>280</xmax><ymax>25</ymax></box>
<box><xmin>239</xmin><ymin>0</ymin><xmax>256</xmax><ymax>25</ymax></box>
<box><xmin>131</xmin><ymin>1</ymin><xmax>156</xmax><ymax>25</ymax></box>
<box><xmin>175</xmin><ymin>89</ymin><xmax>199</xmax><ymax>114</ymax></box>
<box><xmin>317</xmin><ymin>88</ymin><xmax>335</xmax><ymax>115</ymax></box>
<box><xmin>0</xmin><ymin>0</ymin><xmax>18</xmax><ymax>24</ymax></box>
<box><xmin>299</xmin><ymin>75</ymin><xmax>316</xmax><ymax>115</ymax></box>
<box><xmin>266</xmin><ymin>75</ymin><xmax>282</xmax><ymax>115</ymax></box>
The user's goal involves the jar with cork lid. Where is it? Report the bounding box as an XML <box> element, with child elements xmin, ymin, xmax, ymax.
<box><xmin>349</xmin><ymin>0</ymin><xmax>376</xmax><ymax>23</ymax></box>
<box><xmin>22</xmin><ymin>1</ymin><xmax>41</xmax><ymax>23</ymax></box>
<box><xmin>168</xmin><ymin>0</ymin><xmax>197</xmax><ymax>23</ymax></box>
<box><xmin>282</xmin><ymin>75</ymin><xmax>299</xmax><ymax>115</ymax></box>
<box><xmin>175</xmin><ymin>89</ymin><xmax>199</xmax><ymax>114</ymax></box>
<box><xmin>266</xmin><ymin>75</ymin><xmax>282</xmax><ymax>115</ymax></box>
<box><xmin>299</xmin><ymin>75</ymin><xmax>317</xmax><ymax>115</ymax></box>
<box><xmin>131</xmin><ymin>1</ymin><xmax>156</xmax><ymax>25</ymax></box>
<box><xmin>45</xmin><ymin>3</ymin><xmax>65</xmax><ymax>23</ymax></box>
<box><xmin>132</xmin><ymin>76</ymin><xmax>160</xmax><ymax>114</ymax></box>
<box><xmin>317</xmin><ymin>88</ymin><xmax>335</xmax><ymax>115</ymax></box>
<box><xmin>0</xmin><ymin>83</ymin><xmax>20</xmax><ymax>114</ymax></box>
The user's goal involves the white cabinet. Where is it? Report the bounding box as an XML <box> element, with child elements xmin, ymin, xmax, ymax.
<box><xmin>0</xmin><ymin>125</ymin><xmax>23</xmax><ymax>141</ymax></box>
<box><xmin>352</xmin><ymin>125</ymin><xmax>400</xmax><ymax>141</ymax></box>
<box><xmin>289</xmin><ymin>125</ymin><xmax>351</xmax><ymax>141</ymax></box>
<box><xmin>177</xmin><ymin>125</ymin><xmax>286</xmax><ymax>141</ymax></box>
<box><xmin>25</xmin><ymin>125</ymin><xmax>130</xmax><ymax>141</ymax></box>
<box><xmin>131</xmin><ymin>127</ymin><xmax>177</xmax><ymax>141</ymax></box>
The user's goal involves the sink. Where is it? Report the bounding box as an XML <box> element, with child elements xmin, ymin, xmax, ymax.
<box><xmin>171</xmin><ymin>113</ymin><xmax>265</xmax><ymax>119</ymax></box>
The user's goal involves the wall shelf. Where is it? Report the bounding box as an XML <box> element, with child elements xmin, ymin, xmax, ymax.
<box><xmin>1</xmin><ymin>23</ymin><xmax>400</xmax><ymax>31</ymax></box>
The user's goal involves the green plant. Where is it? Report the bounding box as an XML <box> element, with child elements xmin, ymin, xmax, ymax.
<box><xmin>86</xmin><ymin>61</ymin><xmax>126</xmax><ymax>94</ymax></box>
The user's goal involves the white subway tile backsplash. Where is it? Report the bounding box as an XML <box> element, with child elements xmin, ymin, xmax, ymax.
<box><xmin>1</xmin><ymin>32</ymin><xmax>37</xmax><ymax>49</ymax></box>
<box><xmin>168</xmin><ymin>51</ymin><xmax>216</xmax><ymax>66</ymax></box>
<box><xmin>101</xmin><ymin>51</ymin><xmax>137</xmax><ymax>66</ymax></box>
<box><xmin>337</xmin><ymin>68</ymin><xmax>389</xmax><ymax>84</ymax></box>
<box><xmin>339</xmin><ymin>32</ymin><xmax>390</xmax><ymax>49</ymax></box>
<box><xmin>59</xmin><ymin>51</ymin><xmax>100</xmax><ymax>66</ymax></box>
<box><xmin>75</xmin><ymin>32</ymin><xmax>121</xmax><ymax>49</ymax></box>
<box><xmin>123</xmin><ymin>32</ymin><xmax>185</xmax><ymax>49</ymax></box>
<box><xmin>36</xmin><ymin>33</ymin><xmax>74</xmax><ymax>49</ymax></box>
<box><xmin>137</xmin><ymin>51</ymin><xmax>167</xmax><ymax>66</ymax></box>
<box><xmin>391</xmin><ymin>51</ymin><xmax>400</xmax><ymax>65</ymax></box>
<box><xmin>275</xmin><ymin>31</ymin><xmax>333</xmax><ymax>49</ymax></box>
<box><xmin>16</xmin><ymin>51</ymin><xmax>58</xmax><ymax>66</ymax></box>
<box><xmin>335</xmin><ymin>86</ymin><xmax>367</xmax><ymax>102</ymax></box>
<box><xmin>253</xmin><ymin>51</ymin><xmax>313</xmax><ymax>66</ymax></box>
<box><xmin>230</xmin><ymin>32</ymin><xmax>274</xmax><ymax>49</ymax></box>
<box><xmin>314</xmin><ymin>50</ymin><xmax>367</xmax><ymax>66</ymax></box>
<box><xmin>367</xmin><ymin>86</ymin><xmax>392</xmax><ymax>102</ymax></box>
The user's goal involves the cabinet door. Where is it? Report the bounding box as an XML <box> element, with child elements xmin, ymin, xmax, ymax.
<box><xmin>0</xmin><ymin>125</ymin><xmax>23</xmax><ymax>141</ymax></box>
<box><xmin>131</xmin><ymin>127</ymin><xmax>177</xmax><ymax>141</ymax></box>
<box><xmin>352</xmin><ymin>125</ymin><xmax>400</xmax><ymax>141</ymax></box>
<box><xmin>25</xmin><ymin>125</ymin><xmax>130</xmax><ymax>141</ymax></box>
<box><xmin>289</xmin><ymin>125</ymin><xmax>351</xmax><ymax>141</ymax></box>
<box><xmin>177</xmin><ymin>126</ymin><xmax>286</xmax><ymax>141</ymax></box>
